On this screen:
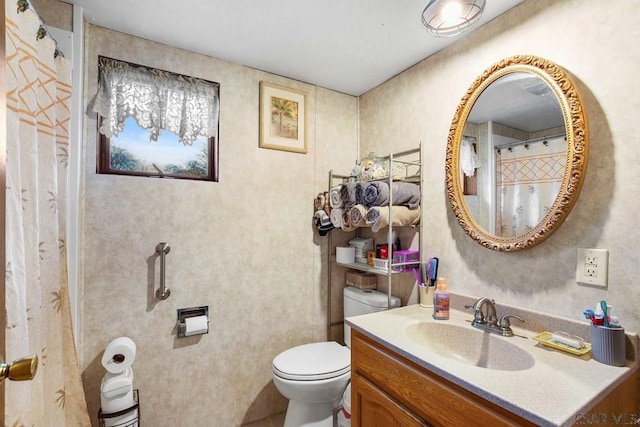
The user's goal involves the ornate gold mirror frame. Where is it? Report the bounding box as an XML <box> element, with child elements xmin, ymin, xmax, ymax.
<box><xmin>445</xmin><ymin>55</ymin><xmax>588</xmax><ymax>251</ymax></box>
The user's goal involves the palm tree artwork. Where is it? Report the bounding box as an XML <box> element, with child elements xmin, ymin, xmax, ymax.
<box><xmin>270</xmin><ymin>95</ymin><xmax>299</xmax><ymax>139</ymax></box>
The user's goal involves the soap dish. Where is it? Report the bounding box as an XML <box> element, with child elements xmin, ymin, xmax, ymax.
<box><xmin>533</xmin><ymin>331</ymin><xmax>592</xmax><ymax>356</ymax></box>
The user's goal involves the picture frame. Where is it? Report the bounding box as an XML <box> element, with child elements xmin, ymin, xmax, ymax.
<box><xmin>259</xmin><ymin>81</ymin><xmax>307</xmax><ymax>153</ymax></box>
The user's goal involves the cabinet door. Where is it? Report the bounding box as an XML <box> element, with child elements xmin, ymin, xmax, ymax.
<box><xmin>352</xmin><ymin>372</ymin><xmax>430</xmax><ymax>427</ymax></box>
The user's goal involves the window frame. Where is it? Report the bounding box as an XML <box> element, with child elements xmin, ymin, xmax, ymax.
<box><xmin>95</xmin><ymin>58</ymin><xmax>220</xmax><ymax>182</ymax></box>
<box><xmin>97</xmin><ymin>118</ymin><xmax>219</xmax><ymax>182</ymax></box>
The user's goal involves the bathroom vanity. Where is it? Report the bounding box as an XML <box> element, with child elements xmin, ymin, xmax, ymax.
<box><xmin>347</xmin><ymin>305</ymin><xmax>639</xmax><ymax>427</ymax></box>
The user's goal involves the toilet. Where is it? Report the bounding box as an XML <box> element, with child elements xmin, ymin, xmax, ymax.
<box><xmin>272</xmin><ymin>286</ymin><xmax>400</xmax><ymax>427</ymax></box>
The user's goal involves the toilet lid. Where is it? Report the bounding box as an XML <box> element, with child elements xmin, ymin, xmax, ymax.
<box><xmin>273</xmin><ymin>342</ymin><xmax>350</xmax><ymax>381</ymax></box>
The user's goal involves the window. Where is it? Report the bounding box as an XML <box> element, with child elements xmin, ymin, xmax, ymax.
<box><xmin>98</xmin><ymin>117</ymin><xmax>216</xmax><ymax>180</ymax></box>
<box><xmin>91</xmin><ymin>57</ymin><xmax>220</xmax><ymax>181</ymax></box>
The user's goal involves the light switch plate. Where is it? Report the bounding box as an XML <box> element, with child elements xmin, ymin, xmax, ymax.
<box><xmin>576</xmin><ymin>248</ymin><xmax>608</xmax><ymax>288</ymax></box>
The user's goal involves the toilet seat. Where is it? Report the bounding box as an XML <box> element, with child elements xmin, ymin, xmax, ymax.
<box><xmin>273</xmin><ymin>342</ymin><xmax>350</xmax><ymax>381</ymax></box>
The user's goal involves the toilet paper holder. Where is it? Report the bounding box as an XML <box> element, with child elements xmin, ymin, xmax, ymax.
<box><xmin>177</xmin><ymin>306</ymin><xmax>209</xmax><ymax>338</ymax></box>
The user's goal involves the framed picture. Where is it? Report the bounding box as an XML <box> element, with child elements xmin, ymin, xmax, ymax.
<box><xmin>259</xmin><ymin>81</ymin><xmax>307</xmax><ymax>153</ymax></box>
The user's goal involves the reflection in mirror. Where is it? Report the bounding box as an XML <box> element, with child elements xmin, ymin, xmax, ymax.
<box><xmin>446</xmin><ymin>55</ymin><xmax>589</xmax><ymax>252</ymax></box>
<box><xmin>461</xmin><ymin>72</ymin><xmax>566</xmax><ymax>236</ymax></box>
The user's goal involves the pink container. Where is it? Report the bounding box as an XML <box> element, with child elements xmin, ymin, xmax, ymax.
<box><xmin>391</xmin><ymin>250</ymin><xmax>420</xmax><ymax>272</ymax></box>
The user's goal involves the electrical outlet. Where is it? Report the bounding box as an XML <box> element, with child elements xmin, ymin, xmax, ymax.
<box><xmin>576</xmin><ymin>248</ymin><xmax>608</xmax><ymax>288</ymax></box>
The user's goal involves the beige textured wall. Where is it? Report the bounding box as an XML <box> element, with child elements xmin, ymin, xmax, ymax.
<box><xmin>359</xmin><ymin>0</ymin><xmax>640</xmax><ymax>333</ymax></box>
<box><xmin>80</xmin><ymin>25</ymin><xmax>358</xmax><ymax>425</ymax></box>
<box><xmin>74</xmin><ymin>0</ymin><xmax>640</xmax><ymax>424</ymax></box>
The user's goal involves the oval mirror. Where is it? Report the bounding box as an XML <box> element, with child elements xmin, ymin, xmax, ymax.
<box><xmin>445</xmin><ymin>55</ymin><xmax>588</xmax><ymax>251</ymax></box>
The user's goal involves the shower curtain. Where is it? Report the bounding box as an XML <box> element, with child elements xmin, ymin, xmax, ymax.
<box><xmin>5</xmin><ymin>1</ymin><xmax>90</xmax><ymax>425</ymax></box>
<box><xmin>495</xmin><ymin>137</ymin><xmax>565</xmax><ymax>237</ymax></box>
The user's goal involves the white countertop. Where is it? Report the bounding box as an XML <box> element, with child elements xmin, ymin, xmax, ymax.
<box><xmin>346</xmin><ymin>304</ymin><xmax>638</xmax><ymax>427</ymax></box>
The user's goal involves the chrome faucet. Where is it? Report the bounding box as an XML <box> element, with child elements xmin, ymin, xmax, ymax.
<box><xmin>468</xmin><ymin>297</ymin><xmax>498</xmax><ymax>327</ymax></box>
<box><xmin>465</xmin><ymin>297</ymin><xmax>524</xmax><ymax>337</ymax></box>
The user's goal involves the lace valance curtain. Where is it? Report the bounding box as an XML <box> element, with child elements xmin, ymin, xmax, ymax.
<box><xmin>90</xmin><ymin>56</ymin><xmax>220</xmax><ymax>145</ymax></box>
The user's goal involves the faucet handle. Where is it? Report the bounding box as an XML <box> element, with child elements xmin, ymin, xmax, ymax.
<box><xmin>465</xmin><ymin>304</ymin><xmax>485</xmax><ymax>324</ymax></box>
<box><xmin>499</xmin><ymin>314</ymin><xmax>524</xmax><ymax>329</ymax></box>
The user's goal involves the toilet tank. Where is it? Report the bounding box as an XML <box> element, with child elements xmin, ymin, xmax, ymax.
<box><xmin>343</xmin><ymin>286</ymin><xmax>400</xmax><ymax>347</ymax></box>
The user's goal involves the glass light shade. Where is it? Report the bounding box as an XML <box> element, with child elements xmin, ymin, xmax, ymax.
<box><xmin>421</xmin><ymin>0</ymin><xmax>486</xmax><ymax>37</ymax></box>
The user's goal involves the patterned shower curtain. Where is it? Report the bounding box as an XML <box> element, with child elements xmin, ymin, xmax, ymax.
<box><xmin>5</xmin><ymin>1</ymin><xmax>90</xmax><ymax>425</ymax></box>
<box><xmin>495</xmin><ymin>137</ymin><xmax>565</xmax><ymax>237</ymax></box>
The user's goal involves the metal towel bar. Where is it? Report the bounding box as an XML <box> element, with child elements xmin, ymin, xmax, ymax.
<box><xmin>155</xmin><ymin>242</ymin><xmax>171</xmax><ymax>300</ymax></box>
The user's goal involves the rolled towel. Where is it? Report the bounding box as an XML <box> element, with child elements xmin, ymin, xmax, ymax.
<box><xmin>365</xmin><ymin>206</ymin><xmax>421</xmax><ymax>233</ymax></box>
<box><xmin>365</xmin><ymin>206</ymin><xmax>384</xmax><ymax>232</ymax></box>
<box><xmin>362</xmin><ymin>181</ymin><xmax>420</xmax><ymax>208</ymax></box>
<box><xmin>355</xmin><ymin>181</ymin><xmax>370</xmax><ymax>205</ymax></box>
<box><xmin>363</xmin><ymin>181</ymin><xmax>389</xmax><ymax>207</ymax></box>
<box><xmin>330</xmin><ymin>208</ymin><xmax>344</xmax><ymax>228</ymax></box>
<box><xmin>391</xmin><ymin>182</ymin><xmax>421</xmax><ymax>209</ymax></box>
<box><xmin>340</xmin><ymin>182</ymin><xmax>357</xmax><ymax>210</ymax></box>
<box><xmin>349</xmin><ymin>204</ymin><xmax>368</xmax><ymax>227</ymax></box>
<box><xmin>341</xmin><ymin>209</ymin><xmax>357</xmax><ymax>232</ymax></box>
<box><xmin>329</xmin><ymin>185</ymin><xmax>344</xmax><ymax>208</ymax></box>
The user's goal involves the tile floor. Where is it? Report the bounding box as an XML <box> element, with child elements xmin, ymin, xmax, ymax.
<box><xmin>242</xmin><ymin>409</ymin><xmax>346</xmax><ymax>427</ymax></box>
<box><xmin>242</xmin><ymin>411</ymin><xmax>285</xmax><ymax>427</ymax></box>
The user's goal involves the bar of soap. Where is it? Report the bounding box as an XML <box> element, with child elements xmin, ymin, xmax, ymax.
<box><xmin>551</xmin><ymin>332</ymin><xmax>584</xmax><ymax>349</ymax></box>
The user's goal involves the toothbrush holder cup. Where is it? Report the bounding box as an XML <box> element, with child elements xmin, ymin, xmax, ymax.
<box><xmin>589</xmin><ymin>325</ymin><xmax>626</xmax><ymax>367</ymax></box>
<box><xmin>418</xmin><ymin>286</ymin><xmax>434</xmax><ymax>308</ymax></box>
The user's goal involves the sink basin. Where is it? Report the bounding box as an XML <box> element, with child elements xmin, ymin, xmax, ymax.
<box><xmin>406</xmin><ymin>322</ymin><xmax>535</xmax><ymax>371</ymax></box>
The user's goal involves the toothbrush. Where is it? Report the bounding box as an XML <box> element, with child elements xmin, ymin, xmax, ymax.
<box><xmin>600</xmin><ymin>300</ymin><xmax>609</xmax><ymax>327</ymax></box>
<box><xmin>420</xmin><ymin>262</ymin><xmax>427</xmax><ymax>285</ymax></box>
<box><xmin>583</xmin><ymin>309</ymin><xmax>596</xmax><ymax>323</ymax></box>
<box><xmin>429</xmin><ymin>257</ymin><xmax>439</xmax><ymax>286</ymax></box>
<box><xmin>412</xmin><ymin>268</ymin><xmax>423</xmax><ymax>286</ymax></box>
<box><xmin>426</xmin><ymin>258</ymin><xmax>433</xmax><ymax>286</ymax></box>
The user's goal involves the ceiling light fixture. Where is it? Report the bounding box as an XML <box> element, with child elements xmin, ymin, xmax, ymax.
<box><xmin>421</xmin><ymin>0</ymin><xmax>486</xmax><ymax>38</ymax></box>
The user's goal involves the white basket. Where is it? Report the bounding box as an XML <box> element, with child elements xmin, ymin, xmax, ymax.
<box><xmin>373</xmin><ymin>258</ymin><xmax>388</xmax><ymax>270</ymax></box>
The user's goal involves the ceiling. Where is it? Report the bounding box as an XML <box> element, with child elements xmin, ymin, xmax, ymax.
<box><xmin>469</xmin><ymin>72</ymin><xmax>565</xmax><ymax>134</ymax></box>
<box><xmin>67</xmin><ymin>0</ymin><xmax>524</xmax><ymax>96</ymax></box>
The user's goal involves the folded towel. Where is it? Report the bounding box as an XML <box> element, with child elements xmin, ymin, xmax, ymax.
<box><xmin>330</xmin><ymin>208</ymin><xmax>344</xmax><ymax>228</ymax></box>
<box><xmin>355</xmin><ymin>181</ymin><xmax>370</xmax><ymax>205</ymax></box>
<box><xmin>363</xmin><ymin>181</ymin><xmax>388</xmax><ymax>207</ymax></box>
<box><xmin>340</xmin><ymin>182</ymin><xmax>357</xmax><ymax>210</ymax></box>
<box><xmin>365</xmin><ymin>206</ymin><xmax>421</xmax><ymax>233</ymax></box>
<box><xmin>341</xmin><ymin>209</ymin><xmax>357</xmax><ymax>232</ymax></box>
<box><xmin>349</xmin><ymin>204</ymin><xmax>368</xmax><ymax>227</ymax></box>
<box><xmin>329</xmin><ymin>185</ymin><xmax>344</xmax><ymax>208</ymax></box>
<box><xmin>314</xmin><ymin>210</ymin><xmax>334</xmax><ymax>236</ymax></box>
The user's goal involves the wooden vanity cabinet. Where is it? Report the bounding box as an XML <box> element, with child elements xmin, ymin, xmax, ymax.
<box><xmin>351</xmin><ymin>329</ymin><xmax>640</xmax><ymax>427</ymax></box>
<box><xmin>350</xmin><ymin>329</ymin><xmax>537</xmax><ymax>427</ymax></box>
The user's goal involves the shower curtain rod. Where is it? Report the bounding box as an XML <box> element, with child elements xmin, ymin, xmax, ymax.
<box><xmin>494</xmin><ymin>132</ymin><xmax>566</xmax><ymax>151</ymax></box>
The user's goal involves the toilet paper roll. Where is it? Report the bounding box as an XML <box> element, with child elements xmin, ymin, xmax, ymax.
<box><xmin>185</xmin><ymin>315</ymin><xmax>208</xmax><ymax>337</ymax></box>
<box><xmin>336</xmin><ymin>246</ymin><xmax>356</xmax><ymax>264</ymax></box>
<box><xmin>102</xmin><ymin>337</ymin><xmax>137</xmax><ymax>374</ymax></box>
